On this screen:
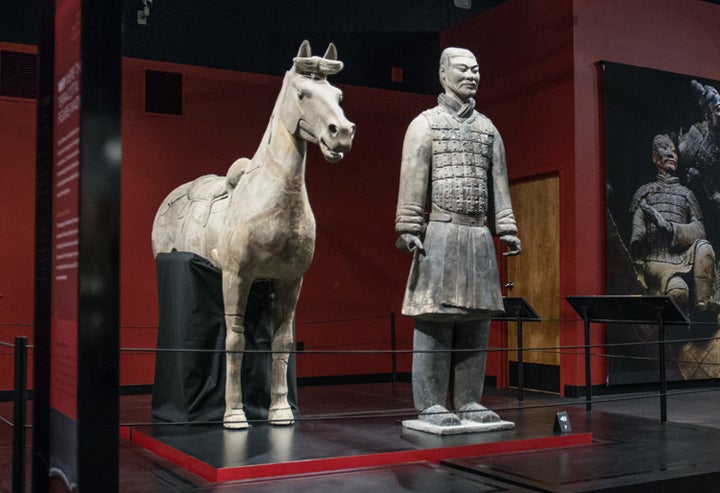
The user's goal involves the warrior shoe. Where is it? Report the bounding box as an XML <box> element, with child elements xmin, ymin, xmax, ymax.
<box><xmin>419</xmin><ymin>404</ymin><xmax>462</xmax><ymax>426</ymax></box>
<box><xmin>457</xmin><ymin>402</ymin><xmax>501</xmax><ymax>423</ymax></box>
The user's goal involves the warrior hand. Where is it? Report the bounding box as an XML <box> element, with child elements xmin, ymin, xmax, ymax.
<box><xmin>501</xmin><ymin>235</ymin><xmax>522</xmax><ymax>256</ymax></box>
<box><xmin>396</xmin><ymin>234</ymin><xmax>424</xmax><ymax>255</ymax></box>
<box><xmin>640</xmin><ymin>203</ymin><xmax>671</xmax><ymax>232</ymax></box>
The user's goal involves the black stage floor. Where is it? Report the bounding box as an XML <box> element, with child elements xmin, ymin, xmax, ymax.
<box><xmin>108</xmin><ymin>383</ymin><xmax>720</xmax><ymax>492</ymax></box>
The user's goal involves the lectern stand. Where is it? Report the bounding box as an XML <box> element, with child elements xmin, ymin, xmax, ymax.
<box><xmin>493</xmin><ymin>297</ymin><xmax>541</xmax><ymax>401</ymax></box>
<box><xmin>566</xmin><ymin>295</ymin><xmax>688</xmax><ymax>421</ymax></box>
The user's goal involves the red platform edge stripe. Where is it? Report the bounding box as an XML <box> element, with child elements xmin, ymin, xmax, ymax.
<box><xmin>122</xmin><ymin>426</ymin><xmax>592</xmax><ymax>483</ymax></box>
<box><xmin>118</xmin><ymin>426</ymin><xmax>131</xmax><ymax>441</ymax></box>
<box><xmin>122</xmin><ymin>426</ymin><xmax>219</xmax><ymax>481</ymax></box>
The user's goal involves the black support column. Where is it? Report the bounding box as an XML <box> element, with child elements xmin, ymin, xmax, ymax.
<box><xmin>32</xmin><ymin>1</ymin><xmax>55</xmax><ymax>492</ymax></box>
<box><xmin>34</xmin><ymin>1</ymin><xmax>121</xmax><ymax>491</ymax></box>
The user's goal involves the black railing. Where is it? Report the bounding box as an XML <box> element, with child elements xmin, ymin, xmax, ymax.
<box><xmin>13</xmin><ymin>336</ymin><xmax>28</xmax><ymax>493</ymax></box>
<box><xmin>2</xmin><ymin>310</ymin><xmax>720</xmax><ymax>489</ymax></box>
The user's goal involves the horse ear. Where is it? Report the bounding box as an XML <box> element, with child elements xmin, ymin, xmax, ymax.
<box><xmin>297</xmin><ymin>40</ymin><xmax>312</xmax><ymax>58</ymax></box>
<box><xmin>323</xmin><ymin>43</ymin><xmax>337</xmax><ymax>61</ymax></box>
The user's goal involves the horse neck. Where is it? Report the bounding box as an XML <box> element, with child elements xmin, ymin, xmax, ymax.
<box><xmin>251</xmin><ymin>73</ymin><xmax>308</xmax><ymax>192</ymax></box>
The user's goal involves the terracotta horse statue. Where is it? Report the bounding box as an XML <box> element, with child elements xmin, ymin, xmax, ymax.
<box><xmin>151</xmin><ymin>40</ymin><xmax>355</xmax><ymax>428</ymax></box>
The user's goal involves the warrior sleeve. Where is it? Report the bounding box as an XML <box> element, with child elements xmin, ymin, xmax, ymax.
<box><xmin>629</xmin><ymin>205</ymin><xmax>647</xmax><ymax>258</ymax></box>
<box><xmin>672</xmin><ymin>221</ymin><xmax>707</xmax><ymax>248</ymax></box>
<box><xmin>395</xmin><ymin>115</ymin><xmax>432</xmax><ymax>235</ymax></box>
<box><xmin>490</xmin><ymin>131</ymin><xmax>518</xmax><ymax>237</ymax></box>
<box><xmin>671</xmin><ymin>193</ymin><xmax>707</xmax><ymax>248</ymax></box>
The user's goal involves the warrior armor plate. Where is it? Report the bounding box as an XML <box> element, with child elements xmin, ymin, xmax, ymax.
<box><xmin>631</xmin><ymin>178</ymin><xmax>703</xmax><ymax>264</ymax></box>
<box><xmin>423</xmin><ymin>107</ymin><xmax>495</xmax><ymax>215</ymax></box>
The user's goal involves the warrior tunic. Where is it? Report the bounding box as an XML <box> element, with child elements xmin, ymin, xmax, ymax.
<box><xmin>395</xmin><ymin>95</ymin><xmax>517</xmax><ymax>321</ymax></box>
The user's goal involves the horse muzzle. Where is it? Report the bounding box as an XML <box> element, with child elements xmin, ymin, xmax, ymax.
<box><xmin>320</xmin><ymin>120</ymin><xmax>355</xmax><ymax>163</ymax></box>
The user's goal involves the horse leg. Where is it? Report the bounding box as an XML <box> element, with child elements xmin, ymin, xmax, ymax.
<box><xmin>222</xmin><ymin>270</ymin><xmax>252</xmax><ymax>429</ymax></box>
<box><xmin>268</xmin><ymin>277</ymin><xmax>303</xmax><ymax>425</ymax></box>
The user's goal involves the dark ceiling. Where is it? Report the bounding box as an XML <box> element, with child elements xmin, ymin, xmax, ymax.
<box><xmin>120</xmin><ymin>0</ymin><xmax>508</xmax><ymax>93</ymax></box>
<box><xmin>0</xmin><ymin>0</ymin><xmax>507</xmax><ymax>94</ymax></box>
<box><xmin>4</xmin><ymin>1</ymin><xmax>720</xmax><ymax>93</ymax></box>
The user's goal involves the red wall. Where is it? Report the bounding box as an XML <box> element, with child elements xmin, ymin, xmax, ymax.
<box><xmin>0</xmin><ymin>50</ymin><xmax>438</xmax><ymax>391</ymax></box>
<box><xmin>570</xmin><ymin>0</ymin><xmax>720</xmax><ymax>389</ymax></box>
<box><xmin>119</xmin><ymin>57</ymin><xmax>437</xmax><ymax>385</ymax></box>
<box><xmin>441</xmin><ymin>0</ymin><xmax>720</xmax><ymax>392</ymax></box>
<box><xmin>5</xmin><ymin>0</ymin><xmax>719</xmax><ymax>393</ymax></box>
<box><xmin>0</xmin><ymin>42</ymin><xmax>37</xmax><ymax>392</ymax></box>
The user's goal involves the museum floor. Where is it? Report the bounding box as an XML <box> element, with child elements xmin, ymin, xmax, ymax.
<box><xmin>5</xmin><ymin>382</ymin><xmax>720</xmax><ymax>492</ymax></box>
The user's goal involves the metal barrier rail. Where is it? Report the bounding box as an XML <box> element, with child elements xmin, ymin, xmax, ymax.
<box><xmin>1</xmin><ymin>312</ymin><xmax>718</xmax><ymax>490</ymax></box>
<box><xmin>5</xmin><ymin>337</ymin><xmax>28</xmax><ymax>493</ymax></box>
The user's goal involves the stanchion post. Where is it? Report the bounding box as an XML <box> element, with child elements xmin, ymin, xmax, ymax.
<box><xmin>516</xmin><ymin>315</ymin><xmax>524</xmax><ymax>402</ymax></box>
<box><xmin>13</xmin><ymin>336</ymin><xmax>28</xmax><ymax>493</ymax></box>
<box><xmin>390</xmin><ymin>312</ymin><xmax>397</xmax><ymax>383</ymax></box>
<box><xmin>494</xmin><ymin>298</ymin><xmax>540</xmax><ymax>403</ymax></box>
<box><xmin>657</xmin><ymin>307</ymin><xmax>667</xmax><ymax>423</ymax></box>
<box><xmin>580</xmin><ymin>306</ymin><xmax>592</xmax><ymax>412</ymax></box>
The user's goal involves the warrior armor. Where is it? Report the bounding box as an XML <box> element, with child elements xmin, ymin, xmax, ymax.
<box><xmin>423</xmin><ymin>106</ymin><xmax>495</xmax><ymax>216</ymax></box>
<box><xmin>630</xmin><ymin>174</ymin><xmax>705</xmax><ymax>264</ymax></box>
<box><xmin>395</xmin><ymin>95</ymin><xmax>517</xmax><ymax>319</ymax></box>
<box><xmin>629</xmin><ymin>173</ymin><xmax>718</xmax><ymax>311</ymax></box>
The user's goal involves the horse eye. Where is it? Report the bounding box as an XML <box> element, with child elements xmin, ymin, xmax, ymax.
<box><xmin>297</xmin><ymin>90</ymin><xmax>305</xmax><ymax>100</ymax></box>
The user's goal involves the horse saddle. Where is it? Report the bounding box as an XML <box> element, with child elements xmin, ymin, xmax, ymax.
<box><xmin>183</xmin><ymin>174</ymin><xmax>230</xmax><ymax>228</ymax></box>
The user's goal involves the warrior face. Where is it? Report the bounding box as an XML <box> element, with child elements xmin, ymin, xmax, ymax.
<box><xmin>652</xmin><ymin>134</ymin><xmax>678</xmax><ymax>176</ymax></box>
<box><xmin>439</xmin><ymin>48</ymin><xmax>479</xmax><ymax>104</ymax></box>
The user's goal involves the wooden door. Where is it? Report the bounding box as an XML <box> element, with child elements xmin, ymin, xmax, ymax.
<box><xmin>505</xmin><ymin>174</ymin><xmax>560</xmax><ymax>392</ymax></box>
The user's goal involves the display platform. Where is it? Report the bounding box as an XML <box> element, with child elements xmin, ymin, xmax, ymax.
<box><xmin>121</xmin><ymin>414</ymin><xmax>592</xmax><ymax>482</ymax></box>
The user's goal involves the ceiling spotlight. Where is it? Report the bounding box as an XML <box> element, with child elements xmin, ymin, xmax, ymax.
<box><xmin>137</xmin><ymin>0</ymin><xmax>151</xmax><ymax>25</ymax></box>
<box><xmin>453</xmin><ymin>0</ymin><xmax>472</xmax><ymax>8</ymax></box>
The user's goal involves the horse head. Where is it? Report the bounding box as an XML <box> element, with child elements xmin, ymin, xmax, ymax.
<box><xmin>280</xmin><ymin>40</ymin><xmax>355</xmax><ymax>163</ymax></box>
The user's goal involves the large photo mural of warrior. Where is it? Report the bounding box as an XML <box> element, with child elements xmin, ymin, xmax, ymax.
<box><xmin>604</xmin><ymin>62</ymin><xmax>720</xmax><ymax>385</ymax></box>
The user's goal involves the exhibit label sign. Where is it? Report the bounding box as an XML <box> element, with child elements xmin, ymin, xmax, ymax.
<box><xmin>50</xmin><ymin>0</ymin><xmax>81</xmax><ymax>487</ymax></box>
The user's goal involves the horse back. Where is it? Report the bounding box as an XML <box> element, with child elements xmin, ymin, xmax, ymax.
<box><xmin>151</xmin><ymin>174</ymin><xmax>231</xmax><ymax>260</ymax></box>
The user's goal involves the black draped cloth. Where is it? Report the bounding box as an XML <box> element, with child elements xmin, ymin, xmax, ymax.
<box><xmin>152</xmin><ymin>251</ymin><xmax>298</xmax><ymax>422</ymax></box>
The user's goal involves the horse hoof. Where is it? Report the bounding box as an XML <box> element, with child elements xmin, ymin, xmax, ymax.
<box><xmin>224</xmin><ymin>410</ymin><xmax>249</xmax><ymax>429</ymax></box>
<box><xmin>268</xmin><ymin>407</ymin><xmax>295</xmax><ymax>426</ymax></box>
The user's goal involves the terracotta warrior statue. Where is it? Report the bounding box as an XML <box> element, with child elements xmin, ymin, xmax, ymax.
<box><xmin>679</xmin><ymin>80</ymin><xmax>720</xmax><ymax>216</ymax></box>
<box><xmin>395</xmin><ymin>47</ymin><xmax>521</xmax><ymax>427</ymax></box>
<box><xmin>629</xmin><ymin>134</ymin><xmax>718</xmax><ymax>315</ymax></box>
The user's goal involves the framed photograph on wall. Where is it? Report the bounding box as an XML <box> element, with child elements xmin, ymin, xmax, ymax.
<box><xmin>602</xmin><ymin>62</ymin><xmax>720</xmax><ymax>385</ymax></box>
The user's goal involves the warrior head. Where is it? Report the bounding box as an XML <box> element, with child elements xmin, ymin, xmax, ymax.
<box><xmin>652</xmin><ymin>134</ymin><xmax>678</xmax><ymax>176</ymax></box>
<box><xmin>439</xmin><ymin>47</ymin><xmax>479</xmax><ymax>104</ymax></box>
